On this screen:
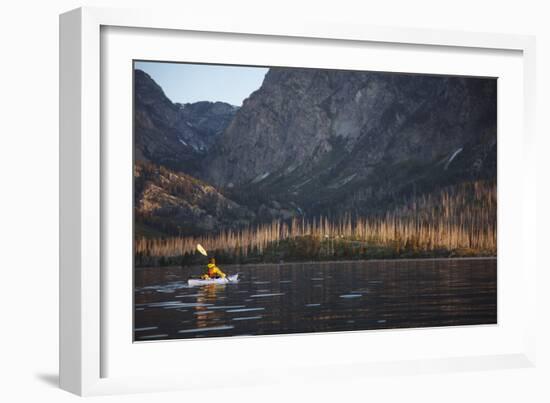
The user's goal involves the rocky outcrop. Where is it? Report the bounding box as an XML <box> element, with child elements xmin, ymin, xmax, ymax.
<box><xmin>177</xmin><ymin>101</ymin><xmax>239</xmax><ymax>151</ymax></box>
<box><xmin>134</xmin><ymin>69</ymin><xmax>238</xmax><ymax>174</ymax></box>
<box><xmin>134</xmin><ymin>161</ymin><xmax>253</xmax><ymax>236</ymax></box>
<box><xmin>204</xmin><ymin>67</ymin><xmax>496</xmax><ymax>217</ymax></box>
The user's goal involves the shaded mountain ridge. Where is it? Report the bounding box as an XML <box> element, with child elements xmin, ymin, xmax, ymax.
<box><xmin>134</xmin><ymin>66</ymin><xmax>497</xmax><ymax>237</ymax></box>
<box><xmin>134</xmin><ymin>69</ymin><xmax>239</xmax><ymax>175</ymax></box>
<box><xmin>205</xmin><ymin>68</ymin><xmax>496</xmax><ymax>218</ymax></box>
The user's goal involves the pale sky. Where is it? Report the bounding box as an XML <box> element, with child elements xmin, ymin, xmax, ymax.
<box><xmin>134</xmin><ymin>61</ymin><xmax>269</xmax><ymax>106</ymax></box>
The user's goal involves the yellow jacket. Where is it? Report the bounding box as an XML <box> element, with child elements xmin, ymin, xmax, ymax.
<box><xmin>202</xmin><ymin>263</ymin><xmax>226</xmax><ymax>279</ymax></box>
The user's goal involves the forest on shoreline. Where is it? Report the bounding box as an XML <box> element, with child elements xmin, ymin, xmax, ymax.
<box><xmin>135</xmin><ymin>181</ymin><xmax>496</xmax><ymax>267</ymax></box>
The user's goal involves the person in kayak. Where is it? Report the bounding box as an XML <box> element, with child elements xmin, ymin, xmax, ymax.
<box><xmin>201</xmin><ymin>257</ymin><xmax>226</xmax><ymax>279</ymax></box>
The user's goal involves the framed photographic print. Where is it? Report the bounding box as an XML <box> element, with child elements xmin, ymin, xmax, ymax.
<box><xmin>132</xmin><ymin>60</ymin><xmax>498</xmax><ymax>341</ymax></box>
<box><xmin>60</xmin><ymin>7</ymin><xmax>537</xmax><ymax>396</ymax></box>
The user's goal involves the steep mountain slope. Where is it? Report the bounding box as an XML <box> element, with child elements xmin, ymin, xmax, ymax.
<box><xmin>134</xmin><ymin>161</ymin><xmax>253</xmax><ymax>237</ymax></box>
<box><xmin>205</xmin><ymin>68</ymin><xmax>496</xmax><ymax>217</ymax></box>
<box><xmin>177</xmin><ymin>101</ymin><xmax>239</xmax><ymax>150</ymax></box>
<box><xmin>134</xmin><ymin>69</ymin><xmax>238</xmax><ymax>174</ymax></box>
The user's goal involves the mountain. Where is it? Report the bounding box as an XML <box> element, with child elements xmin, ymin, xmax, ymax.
<box><xmin>177</xmin><ymin>101</ymin><xmax>240</xmax><ymax>150</ymax></box>
<box><xmin>134</xmin><ymin>69</ymin><xmax>238</xmax><ymax>174</ymax></box>
<box><xmin>205</xmin><ymin>67</ymin><xmax>497</xmax><ymax>217</ymax></box>
<box><xmin>134</xmin><ymin>66</ymin><xmax>497</xmax><ymax>237</ymax></box>
<box><xmin>134</xmin><ymin>161</ymin><xmax>253</xmax><ymax>237</ymax></box>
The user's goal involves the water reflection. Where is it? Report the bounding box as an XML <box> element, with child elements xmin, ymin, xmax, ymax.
<box><xmin>134</xmin><ymin>258</ymin><xmax>496</xmax><ymax>341</ymax></box>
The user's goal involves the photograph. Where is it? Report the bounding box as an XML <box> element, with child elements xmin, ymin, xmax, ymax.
<box><xmin>1</xmin><ymin>0</ymin><xmax>544</xmax><ymax>399</ymax></box>
<box><xmin>133</xmin><ymin>61</ymin><xmax>497</xmax><ymax>341</ymax></box>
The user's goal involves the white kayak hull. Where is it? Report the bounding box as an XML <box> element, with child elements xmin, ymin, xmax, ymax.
<box><xmin>188</xmin><ymin>274</ymin><xmax>239</xmax><ymax>287</ymax></box>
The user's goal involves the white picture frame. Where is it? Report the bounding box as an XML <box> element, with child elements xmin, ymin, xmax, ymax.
<box><xmin>59</xmin><ymin>6</ymin><xmax>537</xmax><ymax>396</ymax></box>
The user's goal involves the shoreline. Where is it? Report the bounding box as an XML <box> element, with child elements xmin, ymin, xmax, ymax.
<box><xmin>135</xmin><ymin>255</ymin><xmax>497</xmax><ymax>270</ymax></box>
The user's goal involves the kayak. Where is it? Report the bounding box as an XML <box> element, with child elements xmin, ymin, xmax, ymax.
<box><xmin>188</xmin><ymin>274</ymin><xmax>239</xmax><ymax>287</ymax></box>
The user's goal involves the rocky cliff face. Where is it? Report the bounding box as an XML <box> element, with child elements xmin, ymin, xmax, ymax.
<box><xmin>177</xmin><ymin>101</ymin><xmax>239</xmax><ymax>150</ymax></box>
<box><xmin>205</xmin><ymin>67</ymin><xmax>496</xmax><ymax>217</ymax></box>
<box><xmin>134</xmin><ymin>69</ymin><xmax>238</xmax><ymax>174</ymax></box>
<box><xmin>134</xmin><ymin>161</ymin><xmax>253</xmax><ymax>236</ymax></box>
<box><xmin>134</xmin><ymin>66</ymin><xmax>497</xmax><ymax>236</ymax></box>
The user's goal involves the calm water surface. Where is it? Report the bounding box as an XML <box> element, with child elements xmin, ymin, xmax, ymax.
<box><xmin>134</xmin><ymin>258</ymin><xmax>496</xmax><ymax>341</ymax></box>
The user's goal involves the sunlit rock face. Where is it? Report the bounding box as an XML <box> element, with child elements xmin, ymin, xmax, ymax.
<box><xmin>134</xmin><ymin>161</ymin><xmax>254</xmax><ymax>237</ymax></box>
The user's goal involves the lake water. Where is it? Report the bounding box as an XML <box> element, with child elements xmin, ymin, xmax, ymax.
<box><xmin>134</xmin><ymin>258</ymin><xmax>496</xmax><ymax>341</ymax></box>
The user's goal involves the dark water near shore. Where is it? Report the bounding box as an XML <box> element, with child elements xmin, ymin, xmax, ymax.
<box><xmin>134</xmin><ymin>258</ymin><xmax>496</xmax><ymax>341</ymax></box>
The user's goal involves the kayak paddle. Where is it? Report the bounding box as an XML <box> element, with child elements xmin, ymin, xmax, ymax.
<box><xmin>196</xmin><ymin>244</ymin><xmax>208</xmax><ymax>256</ymax></box>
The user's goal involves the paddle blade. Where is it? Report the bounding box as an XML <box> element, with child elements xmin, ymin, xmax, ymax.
<box><xmin>196</xmin><ymin>244</ymin><xmax>208</xmax><ymax>256</ymax></box>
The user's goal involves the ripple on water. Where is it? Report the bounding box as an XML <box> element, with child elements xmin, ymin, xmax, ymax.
<box><xmin>250</xmin><ymin>293</ymin><xmax>284</xmax><ymax>298</ymax></box>
<box><xmin>305</xmin><ymin>303</ymin><xmax>321</xmax><ymax>307</ymax></box>
<box><xmin>339</xmin><ymin>294</ymin><xmax>362</xmax><ymax>299</ymax></box>
<box><xmin>226</xmin><ymin>307</ymin><xmax>265</xmax><ymax>313</ymax></box>
<box><xmin>208</xmin><ymin>305</ymin><xmax>246</xmax><ymax>310</ymax></box>
<box><xmin>178</xmin><ymin>325</ymin><xmax>234</xmax><ymax>334</ymax></box>
<box><xmin>350</xmin><ymin>289</ymin><xmax>369</xmax><ymax>294</ymax></box>
<box><xmin>152</xmin><ymin>302</ymin><xmax>217</xmax><ymax>309</ymax></box>
<box><xmin>145</xmin><ymin>301</ymin><xmax>178</xmax><ymax>307</ymax></box>
<box><xmin>232</xmin><ymin>316</ymin><xmax>263</xmax><ymax>321</ymax></box>
<box><xmin>135</xmin><ymin>326</ymin><xmax>158</xmax><ymax>332</ymax></box>
<box><xmin>148</xmin><ymin>302</ymin><xmax>213</xmax><ymax>309</ymax></box>
<box><xmin>139</xmin><ymin>334</ymin><xmax>168</xmax><ymax>339</ymax></box>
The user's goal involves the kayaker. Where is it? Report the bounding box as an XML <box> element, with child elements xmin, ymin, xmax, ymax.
<box><xmin>201</xmin><ymin>257</ymin><xmax>226</xmax><ymax>280</ymax></box>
